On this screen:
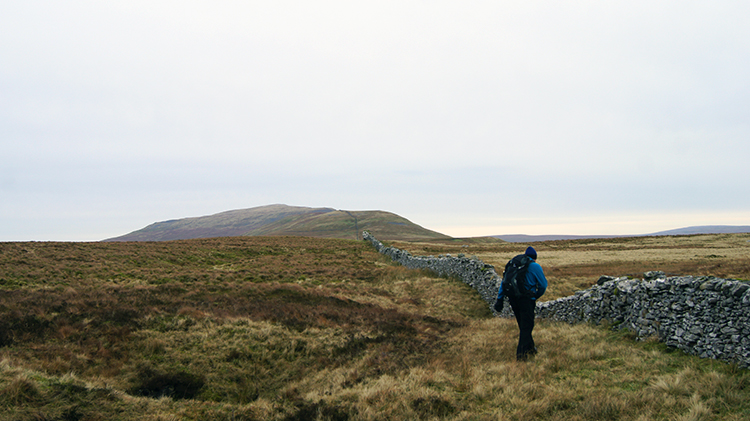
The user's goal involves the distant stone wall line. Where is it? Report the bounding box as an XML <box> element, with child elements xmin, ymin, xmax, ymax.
<box><xmin>363</xmin><ymin>231</ymin><xmax>750</xmax><ymax>368</ymax></box>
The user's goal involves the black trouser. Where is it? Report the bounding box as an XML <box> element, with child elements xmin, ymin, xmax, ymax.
<box><xmin>508</xmin><ymin>296</ymin><xmax>537</xmax><ymax>360</ymax></box>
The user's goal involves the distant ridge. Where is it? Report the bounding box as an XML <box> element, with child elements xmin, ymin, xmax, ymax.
<box><xmin>492</xmin><ymin>234</ymin><xmax>622</xmax><ymax>243</ymax></box>
<box><xmin>493</xmin><ymin>225</ymin><xmax>750</xmax><ymax>243</ymax></box>
<box><xmin>649</xmin><ymin>225</ymin><xmax>750</xmax><ymax>236</ymax></box>
<box><xmin>104</xmin><ymin>204</ymin><xmax>451</xmax><ymax>242</ymax></box>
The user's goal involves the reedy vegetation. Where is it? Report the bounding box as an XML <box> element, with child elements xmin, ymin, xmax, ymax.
<box><xmin>1</xmin><ymin>234</ymin><xmax>749</xmax><ymax>420</ymax></box>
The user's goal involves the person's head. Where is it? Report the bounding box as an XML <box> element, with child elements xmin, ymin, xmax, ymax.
<box><xmin>525</xmin><ymin>246</ymin><xmax>537</xmax><ymax>260</ymax></box>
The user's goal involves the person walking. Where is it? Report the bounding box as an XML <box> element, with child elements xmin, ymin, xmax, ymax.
<box><xmin>494</xmin><ymin>246</ymin><xmax>548</xmax><ymax>361</ymax></box>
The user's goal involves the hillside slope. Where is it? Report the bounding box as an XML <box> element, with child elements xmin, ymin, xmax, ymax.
<box><xmin>104</xmin><ymin>204</ymin><xmax>450</xmax><ymax>242</ymax></box>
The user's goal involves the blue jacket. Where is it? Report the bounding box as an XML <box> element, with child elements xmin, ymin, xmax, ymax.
<box><xmin>497</xmin><ymin>260</ymin><xmax>548</xmax><ymax>301</ymax></box>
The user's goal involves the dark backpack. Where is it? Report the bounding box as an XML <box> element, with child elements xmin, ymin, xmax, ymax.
<box><xmin>502</xmin><ymin>254</ymin><xmax>533</xmax><ymax>298</ymax></box>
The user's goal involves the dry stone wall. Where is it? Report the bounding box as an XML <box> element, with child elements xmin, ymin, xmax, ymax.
<box><xmin>363</xmin><ymin>231</ymin><xmax>750</xmax><ymax>368</ymax></box>
<box><xmin>363</xmin><ymin>231</ymin><xmax>501</xmax><ymax>304</ymax></box>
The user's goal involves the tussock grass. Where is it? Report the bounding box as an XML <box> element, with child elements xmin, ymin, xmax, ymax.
<box><xmin>2</xmin><ymin>234</ymin><xmax>750</xmax><ymax>419</ymax></box>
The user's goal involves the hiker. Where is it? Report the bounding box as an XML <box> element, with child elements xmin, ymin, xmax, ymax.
<box><xmin>494</xmin><ymin>246</ymin><xmax>548</xmax><ymax>361</ymax></box>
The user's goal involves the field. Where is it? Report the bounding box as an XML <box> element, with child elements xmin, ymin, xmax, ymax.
<box><xmin>396</xmin><ymin>233</ymin><xmax>750</xmax><ymax>299</ymax></box>
<box><xmin>1</xmin><ymin>234</ymin><xmax>750</xmax><ymax>420</ymax></box>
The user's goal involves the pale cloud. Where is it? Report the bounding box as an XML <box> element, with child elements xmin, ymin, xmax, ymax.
<box><xmin>1</xmin><ymin>1</ymin><xmax>748</xmax><ymax>240</ymax></box>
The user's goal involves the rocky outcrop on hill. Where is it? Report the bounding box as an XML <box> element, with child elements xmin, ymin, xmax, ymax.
<box><xmin>363</xmin><ymin>231</ymin><xmax>750</xmax><ymax>368</ymax></box>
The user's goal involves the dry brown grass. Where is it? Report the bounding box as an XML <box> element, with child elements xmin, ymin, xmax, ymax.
<box><xmin>1</xmin><ymin>234</ymin><xmax>750</xmax><ymax>420</ymax></box>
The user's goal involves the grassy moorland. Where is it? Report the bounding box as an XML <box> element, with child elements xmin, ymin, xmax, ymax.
<box><xmin>1</xmin><ymin>234</ymin><xmax>750</xmax><ymax>420</ymax></box>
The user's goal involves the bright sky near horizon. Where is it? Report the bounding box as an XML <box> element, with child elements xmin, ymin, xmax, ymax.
<box><xmin>2</xmin><ymin>1</ymin><xmax>749</xmax><ymax>241</ymax></box>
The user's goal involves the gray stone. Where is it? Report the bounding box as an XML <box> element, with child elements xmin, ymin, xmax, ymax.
<box><xmin>597</xmin><ymin>275</ymin><xmax>617</xmax><ymax>285</ymax></box>
<box><xmin>644</xmin><ymin>271</ymin><xmax>666</xmax><ymax>280</ymax></box>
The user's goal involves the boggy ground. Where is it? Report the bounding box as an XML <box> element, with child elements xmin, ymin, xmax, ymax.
<box><xmin>1</xmin><ymin>234</ymin><xmax>749</xmax><ymax>420</ymax></box>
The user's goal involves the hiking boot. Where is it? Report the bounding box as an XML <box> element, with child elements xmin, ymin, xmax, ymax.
<box><xmin>517</xmin><ymin>348</ymin><xmax>538</xmax><ymax>361</ymax></box>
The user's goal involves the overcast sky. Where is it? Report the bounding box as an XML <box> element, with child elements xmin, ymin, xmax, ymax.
<box><xmin>2</xmin><ymin>1</ymin><xmax>749</xmax><ymax>241</ymax></box>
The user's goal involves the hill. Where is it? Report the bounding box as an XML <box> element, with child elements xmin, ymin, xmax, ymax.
<box><xmin>493</xmin><ymin>225</ymin><xmax>750</xmax><ymax>242</ymax></box>
<box><xmin>104</xmin><ymin>204</ymin><xmax>451</xmax><ymax>242</ymax></box>
<box><xmin>649</xmin><ymin>225</ymin><xmax>750</xmax><ymax>236</ymax></box>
